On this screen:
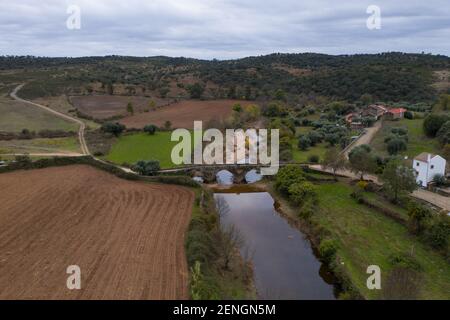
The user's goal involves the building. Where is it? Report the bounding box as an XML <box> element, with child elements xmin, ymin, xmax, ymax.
<box><xmin>412</xmin><ymin>153</ymin><xmax>447</xmax><ymax>188</ymax></box>
<box><xmin>361</xmin><ymin>104</ymin><xmax>388</xmax><ymax>120</ymax></box>
<box><xmin>386</xmin><ymin>108</ymin><xmax>407</xmax><ymax>120</ymax></box>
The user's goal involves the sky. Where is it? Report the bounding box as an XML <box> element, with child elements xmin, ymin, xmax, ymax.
<box><xmin>0</xmin><ymin>0</ymin><xmax>449</xmax><ymax>59</ymax></box>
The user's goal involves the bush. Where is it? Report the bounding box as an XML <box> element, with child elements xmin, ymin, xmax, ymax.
<box><xmin>143</xmin><ymin>124</ymin><xmax>157</xmax><ymax>135</ymax></box>
<box><xmin>387</xmin><ymin>138</ymin><xmax>407</xmax><ymax>155</ymax></box>
<box><xmin>298</xmin><ymin>199</ymin><xmax>316</xmax><ymax>219</ymax></box>
<box><xmin>356</xmin><ymin>180</ymin><xmax>368</xmax><ymax>190</ymax></box>
<box><xmin>423</xmin><ymin>216</ymin><xmax>450</xmax><ymax>250</ymax></box>
<box><xmin>423</xmin><ymin>114</ymin><xmax>449</xmax><ymax>137</ymax></box>
<box><xmin>101</xmin><ymin>122</ymin><xmax>126</xmax><ymax>137</ymax></box>
<box><xmin>404</xmin><ymin>111</ymin><xmax>414</xmax><ymax>119</ymax></box>
<box><xmin>319</xmin><ymin>239</ymin><xmax>338</xmax><ymax>263</ymax></box>
<box><xmin>280</xmin><ymin>149</ymin><xmax>293</xmax><ymax>162</ymax></box>
<box><xmin>288</xmin><ymin>181</ymin><xmax>317</xmax><ymax>207</ymax></box>
<box><xmin>274</xmin><ymin>165</ymin><xmax>305</xmax><ymax>195</ymax></box>
<box><xmin>298</xmin><ymin>136</ymin><xmax>311</xmax><ymax>151</ymax></box>
<box><xmin>308</xmin><ymin>154</ymin><xmax>320</xmax><ymax>163</ymax></box>
<box><xmin>132</xmin><ymin>160</ymin><xmax>161</xmax><ymax>176</ymax></box>
<box><xmin>388</xmin><ymin>253</ymin><xmax>422</xmax><ymax>272</ymax></box>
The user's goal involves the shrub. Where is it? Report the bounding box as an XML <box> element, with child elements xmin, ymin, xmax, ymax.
<box><xmin>132</xmin><ymin>160</ymin><xmax>161</xmax><ymax>176</ymax></box>
<box><xmin>388</xmin><ymin>253</ymin><xmax>422</xmax><ymax>272</ymax></box>
<box><xmin>274</xmin><ymin>165</ymin><xmax>305</xmax><ymax>195</ymax></box>
<box><xmin>279</xmin><ymin>149</ymin><xmax>293</xmax><ymax>162</ymax></box>
<box><xmin>101</xmin><ymin>122</ymin><xmax>126</xmax><ymax>137</ymax></box>
<box><xmin>288</xmin><ymin>181</ymin><xmax>317</xmax><ymax>207</ymax></box>
<box><xmin>404</xmin><ymin>111</ymin><xmax>414</xmax><ymax>119</ymax></box>
<box><xmin>407</xmin><ymin>203</ymin><xmax>432</xmax><ymax>235</ymax></box>
<box><xmin>298</xmin><ymin>136</ymin><xmax>311</xmax><ymax>151</ymax></box>
<box><xmin>319</xmin><ymin>239</ymin><xmax>338</xmax><ymax>263</ymax></box>
<box><xmin>423</xmin><ymin>114</ymin><xmax>449</xmax><ymax>137</ymax></box>
<box><xmin>308</xmin><ymin>154</ymin><xmax>320</xmax><ymax>163</ymax></box>
<box><xmin>423</xmin><ymin>216</ymin><xmax>450</xmax><ymax>250</ymax></box>
<box><xmin>387</xmin><ymin>138</ymin><xmax>407</xmax><ymax>155</ymax></box>
<box><xmin>298</xmin><ymin>199</ymin><xmax>315</xmax><ymax>220</ymax></box>
<box><xmin>143</xmin><ymin>124</ymin><xmax>157</xmax><ymax>135</ymax></box>
<box><xmin>356</xmin><ymin>180</ymin><xmax>368</xmax><ymax>190</ymax></box>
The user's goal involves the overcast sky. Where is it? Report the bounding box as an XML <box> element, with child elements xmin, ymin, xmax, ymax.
<box><xmin>1</xmin><ymin>0</ymin><xmax>449</xmax><ymax>59</ymax></box>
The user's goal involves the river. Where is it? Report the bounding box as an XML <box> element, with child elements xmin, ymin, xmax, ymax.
<box><xmin>214</xmin><ymin>188</ymin><xmax>336</xmax><ymax>300</ymax></box>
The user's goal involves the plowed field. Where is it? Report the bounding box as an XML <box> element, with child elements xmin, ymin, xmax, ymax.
<box><xmin>0</xmin><ymin>165</ymin><xmax>194</xmax><ymax>299</ymax></box>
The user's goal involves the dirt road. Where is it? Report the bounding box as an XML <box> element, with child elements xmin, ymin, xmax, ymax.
<box><xmin>10</xmin><ymin>84</ymin><xmax>90</xmax><ymax>155</ymax></box>
<box><xmin>343</xmin><ymin>120</ymin><xmax>382</xmax><ymax>158</ymax></box>
<box><xmin>0</xmin><ymin>165</ymin><xmax>194</xmax><ymax>299</ymax></box>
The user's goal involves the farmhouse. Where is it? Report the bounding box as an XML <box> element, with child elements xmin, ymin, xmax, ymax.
<box><xmin>361</xmin><ymin>104</ymin><xmax>388</xmax><ymax>120</ymax></box>
<box><xmin>412</xmin><ymin>153</ymin><xmax>447</xmax><ymax>188</ymax></box>
<box><xmin>386</xmin><ymin>108</ymin><xmax>407</xmax><ymax>120</ymax></box>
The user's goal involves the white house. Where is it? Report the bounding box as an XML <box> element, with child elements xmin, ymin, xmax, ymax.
<box><xmin>412</xmin><ymin>153</ymin><xmax>447</xmax><ymax>188</ymax></box>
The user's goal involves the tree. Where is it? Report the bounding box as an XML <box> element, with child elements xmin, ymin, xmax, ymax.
<box><xmin>274</xmin><ymin>165</ymin><xmax>305</xmax><ymax>195</ymax></box>
<box><xmin>360</xmin><ymin>93</ymin><xmax>373</xmax><ymax>105</ymax></box>
<box><xmin>101</xmin><ymin>122</ymin><xmax>126</xmax><ymax>137</ymax></box>
<box><xmin>143</xmin><ymin>124</ymin><xmax>157</xmax><ymax>135</ymax></box>
<box><xmin>322</xmin><ymin>146</ymin><xmax>347</xmax><ymax>179</ymax></box>
<box><xmin>126</xmin><ymin>102</ymin><xmax>134</xmax><ymax>115</ymax></box>
<box><xmin>381</xmin><ymin>158</ymin><xmax>417</xmax><ymax>203</ymax></box>
<box><xmin>407</xmin><ymin>203</ymin><xmax>432</xmax><ymax>235</ymax></box>
<box><xmin>442</xmin><ymin>144</ymin><xmax>450</xmax><ymax>161</ymax></box>
<box><xmin>387</xmin><ymin>138</ymin><xmax>407</xmax><ymax>155</ymax></box>
<box><xmin>164</xmin><ymin>120</ymin><xmax>172</xmax><ymax>130</ymax></box>
<box><xmin>132</xmin><ymin>160</ymin><xmax>160</xmax><ymax>176</ymax></box>
<box><xmin>213</xmin><ymin>224</ymin><xmax>244</xmax><ymax>270</ymax></box>
<box><xmin>288</xmin><ymin>181</ymin><xmax>317</xmax><ymax>207</ymax></box>
<box><xmin>423</xmin><ymin>215</ymin><xmax>450</xmax><ymax>250</ymax></box>
<box><xmin>436</xmin><ymin>120</ymin><xmax>450</xmax><ymax>145</ymax></box>
<box><xmin>232</xmin><ymin>103</ymin><xmax>242</xmax><ymax>113</ymax></box>
<box><xmin>187</xmin><ymin>83</ymin><xmax>205</xmax><ymax>99</ymax></box>
<box><xmin>298</xmin><ymin>136</ymin><xmax>311</xmax><ymax>151</ymax></box>
<box><xmin>348</xmin><ymin>144</ymin><xmax>377</xmax><ymax>180</ymax></box>
<box><xmin>423</xmin><ymin>114</ymin><xmax>449</xmax><ymax>137</ymax></box>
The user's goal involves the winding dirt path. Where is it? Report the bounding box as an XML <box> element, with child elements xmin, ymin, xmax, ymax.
<box><xmin>10</xmin><ymin>84</ymin><xmax>90</xmax><ymax>155</ymax></box>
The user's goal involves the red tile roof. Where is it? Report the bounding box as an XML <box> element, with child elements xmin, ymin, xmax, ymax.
<box><xmin>388</xmin><ymin>108</ymin><xmax>407</xmax><ymax>114</ymax></box>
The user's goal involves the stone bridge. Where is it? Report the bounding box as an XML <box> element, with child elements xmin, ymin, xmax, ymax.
<box><xmin>158</xmin><ymin>163</ymin><xmax>296</xmax><ymax>183</ymax></box>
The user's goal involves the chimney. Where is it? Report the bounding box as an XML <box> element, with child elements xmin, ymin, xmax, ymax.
<box><xmin>427</xmin><ymin>154</ymin><xmax>431</xmax><ymax>163</ymax></box>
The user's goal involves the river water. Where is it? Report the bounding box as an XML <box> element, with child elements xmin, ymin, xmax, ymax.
<box><xmin>214</xmin><ymin>189</ymin><xmax>336</xmax><ymax>300</ymax></box>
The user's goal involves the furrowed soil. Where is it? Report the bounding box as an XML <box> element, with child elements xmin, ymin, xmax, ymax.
<box><xmin>120</xmin><ymin>99</ymin><xmax>254</xmax><ymax>129</ymax></box>
<box><xmin>70</xmin><ymin>95</ymin><xmax>171</xmax><ymax>120</ymax></box>
<box><xmin>0</xmin><ymin>165</ymin><xmax>194</xmax><ymax>300</ymax></box>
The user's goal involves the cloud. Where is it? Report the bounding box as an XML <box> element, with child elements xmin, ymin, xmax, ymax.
<box><xmin>0</xmin><ymin>0</ymin><xmax>449</xmax><ymax>59</ymax></box>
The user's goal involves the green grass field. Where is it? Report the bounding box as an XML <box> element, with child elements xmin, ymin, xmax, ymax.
<box><xmin>291</xmin><ymin>140</ymin><xmax>328</xmax><ymax>163</ymax></box>
<box><xmin>0</xmin><ymin>137</ymin><xmax>81</xmax><ymax>154</ymax></box>
<box><xmin>105</xmin><ymin>132</ymin><xmax>192</xmax><ymax>168</ymax></box>
<box><xmin>371</xmin><ymin>118</ymin><xmax>441</xmax><ymax>159</ymax></box>
<box><xmin>0</xmin><ymin>98</ymin><xmax>78</xmax><ymax>132</ymax></box>
<box><xmin>314</xmin><ymin>182</ymin><xmax>450</xmax><ymax>299</ymax></box>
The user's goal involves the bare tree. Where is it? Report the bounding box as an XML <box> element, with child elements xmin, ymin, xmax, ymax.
<box><xmin>214</xmin><ymin>224</ymin><xmax>244</xmax><ymax>270</ymax></box>
<box><xmin>215</xmin><ymin>195</ymin><xmax>230</xmax><ymax>220</ymax></box>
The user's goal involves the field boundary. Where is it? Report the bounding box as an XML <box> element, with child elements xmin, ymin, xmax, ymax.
<box><xmin>10</xmin><ymin>84</ymin><xmax>90</xmax><ymax>155</ymax></box>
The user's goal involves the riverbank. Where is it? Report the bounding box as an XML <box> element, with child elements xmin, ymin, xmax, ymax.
<box><xmin>186</xmin><ymin>187</ymin><xmax>257</xmax><ymax>300</ymax></box>
<box><xmin>265</xmin><ymin>172</ymin><xmax>450</xmax><ymax>300</ymax></box>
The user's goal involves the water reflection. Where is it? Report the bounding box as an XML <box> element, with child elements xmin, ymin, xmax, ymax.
<box><xmin>214</xmin><ymin>191</ymin><xmax>336</xmax><ymax>300</ymax></box>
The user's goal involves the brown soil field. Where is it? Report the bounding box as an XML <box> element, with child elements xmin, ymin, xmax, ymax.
<box><xmin>70</xmin><ymin>95</ymin><xmax>171</xmax><ymax>120</ymax></box>
<box><xmin>0</xmin><ymin>165</ymin><xmax>194</xmax><ymax>299</ymax></box>
<box><xmin>121</xmin><ymin>99</ymin><xmax>254</xmax><ymax>129</ymax></box>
